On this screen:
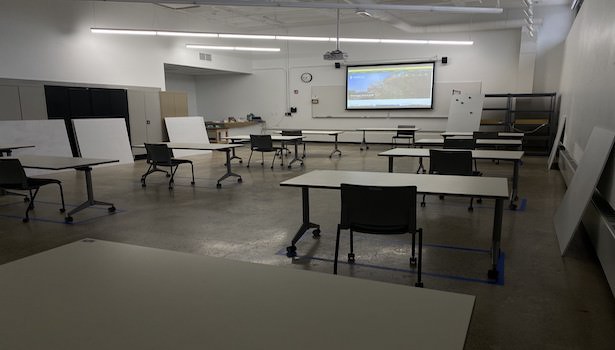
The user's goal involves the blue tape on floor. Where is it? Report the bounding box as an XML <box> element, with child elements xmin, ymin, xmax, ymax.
<box><xmin>0</xmin><ymin>200</ymin><xmax>126</xmax><ymax>225</ymax></box>
<box><xmin>517</xmin><ymin>198</ymin><xmax>527</xmax><ymax>211</ymax></box>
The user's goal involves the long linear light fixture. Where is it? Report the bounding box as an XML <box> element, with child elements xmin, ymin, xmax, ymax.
<box><xmin>91</xmin><ymin>28</ymin><xmax>473</xmax><ymax>46</ymax></box>
<box><xmin>186</xmin><ymin>44</ymin><xmax>280</xmax><ymax>52</ymax></box>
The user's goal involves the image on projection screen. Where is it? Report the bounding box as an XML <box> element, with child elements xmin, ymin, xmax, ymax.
<box><xmin>346</xmin><ymin>62</ymin><xmax>435</xmax><ymax>110</ymax></box>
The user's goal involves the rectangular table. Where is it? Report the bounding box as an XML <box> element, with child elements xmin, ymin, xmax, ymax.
<box><xmin>0</xmin><ymin>239</ymin><xmax>474</xmax><ymax>350</ymax></box>
<box><xmin>356</xmin><ymin>127</ymin><xmax>420</xmax><ymax>150</ymax></box>
<box><xmin>139</xmin><ymin>142</ymin><xmax>244</xmax><ymax>188</ymax></box>
<box><xmin>379</xmin><ymin>148</ymin><xmax>524</xmax><ymax>209</ymax></box>
<box><xmin>280</xmin><ymin>170</ymin><xmax>509</xmax><ymax>279</ymax></box>
<box><xmin>222</xmin><ymin>134</ymin><xmax>305</xmax><ymax>168</ymax></box>
<box><xmin>0</xmin><ymin>144</ymin><xmax>34</xmax><ymax>156</ymax></box>
<box><xmin>441</xmin><ymin>132</ymin><xmax>524</xmax><ymax>139</ymax></box>
<box><xmin>271</xmin><ymin>129</ymin><xmax>344</xmax><ymax>157</ymax></box>
<box><xmin>16</xmin><ymin>155</ymin><xmax>118</xmax><ymax>222</ymax></box>
<box><xmin>415</xmin><ymin>138</ymin><xmax>522</xmax><ymax>148</ymax></box>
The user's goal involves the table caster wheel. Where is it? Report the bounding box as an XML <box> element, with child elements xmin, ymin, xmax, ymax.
<box><xmin>410</xmin><ymin>257</ymin><xmax>417</xmax><ymax>265</ymax></box>
<box><xmin>286</xmin><ymin>246</ymin><xmax>297</xmax><ymax>258</ymax></box>
<box><xmin>108</xmin><ymin>206</ymin><xmax>116</xmax><ymax>213</ymax></box>
<box><xmin>239</xmin><ymin>160</ymin><xmax>243</xmax><ymax>163</ymax></box>
<box><xmin>216</xmin><ymin>183</ymin><xmax>222</xmax><ymax>189</ymax></box>
<box><xmin>22</xmin><ymin>218</ymin><xmax>29</xmax><ymax>223</ymax></box>
<box><xmin>347</xmin><ymin>253</ymin><xmax>355</xmax><ymax>264</ymax></box>
<box><xmin>65</xmin><ymin>216</ymin><xmax>73</xmax><ymax>223</ymax></box>
<box><xmin>312</xmin><ymin>229</ymin><xmax>321</xmax><ymax>238</ymax></box>
<box><xmin>60</xmin><ymin>208</ymin><xmax>66</xmax><ymax>213</ymax></box>
<box><xmin>191</xmin><ymin>181</ymin><xmax>195</xmax><ymax>185</ymax></box>
<box><xmin>509</xmin><ymin>203</ymin><xmax>517</xmax><ymax>210</ymax></box>
<box><xmin>415</xmin><ymin>282</ymin><xmax>424</xmax><ymax>288</ymax></box>
<box><xmin>237</xmin><ymin>178</ymin><xmax>242</xmax><ymax>183</ymax></box>
<box><xmin>488</xmin><ymin>269</ymin><xmax>498</xmax><ymax>280</ymax></box>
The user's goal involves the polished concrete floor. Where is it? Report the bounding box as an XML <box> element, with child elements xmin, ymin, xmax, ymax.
<box><xmin>1</xmin><ymin>143</ymin><xmax>614</xmax><ymax>349</ymax></box>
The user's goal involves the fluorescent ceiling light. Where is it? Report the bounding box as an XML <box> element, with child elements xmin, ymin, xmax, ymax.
<box><xmin>337</xmin><ymin>37</ymin><xmax>380</xmax><ymax>43</ymax></box>
<box><xmin>157</xmin><ymin>31</ymin><xmax>218</xmax><ymax>37</ymax></box>
<box><xmin>219</xmin><ymin>34</ymin><xmax>276</xmax><ymax>40</ymax></box>
<box><xmin>186</xmin><ymin>44</ymin><xmax>280</xmax><ymax>52</ymax></box>
<box><xmin>380</xmin><ymin>39</ymin><xmax>429</xmax><ymax>44</ymax></box>
<box><xmin>91</xmin><ymin>28</ymin><xmax>156</xmax><ymax>35</ymax></box>
<box><xmin>275</xmin><ymin>35</ymin><xmax>330</xmax><ymax>42</ymax></box>
<box><xmin>427</xmin><ymin>40</ymin><xmax>474</xmax><ymax>45</ymax></box>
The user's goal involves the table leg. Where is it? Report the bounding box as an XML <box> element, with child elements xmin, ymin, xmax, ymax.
<box><xmin>388</xmin><ymin>156</ymin><xmax>394</xmax><ymax>173</ymax></box>
<box><xmin>288</xmin><ymin>139</ymin><xmax>304</xmax><ymax>168</ymax></box>
<box><xmin>488</xmin><ymin>198</ymin><xmax>504</xmax><ymax>279</ymax></box>
<box><xmin>360</xmin><ymin>130</ymin><xmax>369</xmax><ymax>151</ymax></box>
<box><xmin>65</xmin><ymin>167</ymin><xmax>115</xmax><ymax>223</ymax></box>
<box><xmin>417</xmin><ymin>157</ymin><xmax>426</xmax><ymax>174</ymax></box>
<box><xmin>229</xmin><ymin>144</ymin><xmax>242</xmax><ymax>163</ymax></box>
<box><xmin>329</xmin><ymin>134</ymin><xmax>342</xmax><ymax>158</ymax></box>
<box><xmin>509</xmin><ymin>160</ymin><xmax>520</xmax><ymax>209</ymax></box>
<box><xmin>217</xmin><ymin>149</ymin><xmax>242</xmax><ymax>188</ymax></box>
<box><xmin>286</xmin><ymin>187</ymin><xmax>320</xmax><ymax>257</ymax></box>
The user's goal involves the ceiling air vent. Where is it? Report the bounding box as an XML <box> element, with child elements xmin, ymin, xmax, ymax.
<box><xmin>199</xmin><ymin>53</ymin><xmax>212</xmax><ymax>61</ymax></box>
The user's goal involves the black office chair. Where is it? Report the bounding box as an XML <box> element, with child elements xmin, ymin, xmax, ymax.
<box><xmin>444</xmin><ymin>137</ymin><xmax>479</xmax><ymax>173</ymax></box>
<box><xmin>392</xmin><ymin>125</ymin><xmax>416</xmax><ymax>147</ymax></box>
<box><xmin>281</xmin><ymin>130</ymin><xmax>306</xmax><ymax>158</ymax></box>
<box><xmin>247</xmin><ymin>134</ymin><xmax>283</xmax><ymax>169</ymax></box>
<box><xmin>141</xmin><ymin>143</ymin><xmax>195</xmax><ymax>189</ymax></box>
<box><xmin>422</xmin><ymin>149</ymin><xmax>479</xmax><ymax>211</ymax></box>
<box><xmin>0</xmin><ymin>159</ymin><xmax>66</xmax><ymax>222</ymax></box>
<box><xmin>334</xmin><ymin>184</ymin><xmax>424</xmax><ymax>287</ymax></box>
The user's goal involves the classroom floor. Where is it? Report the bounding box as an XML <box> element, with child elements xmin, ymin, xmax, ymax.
<box><xmin>1</xmin><ymin>143</ymin><xmax>614</xmax><ymax>349</ymax></box>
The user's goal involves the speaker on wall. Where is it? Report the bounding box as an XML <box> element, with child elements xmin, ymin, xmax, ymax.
<box><xmin>441</xmin><ymin>57</ymin><xmax>448</xmax><ymax>64</ymax></box>
<box><xmin>335</xmin><ymin>62</ymin><xmax>341</xmax><ymax>69</ymax></box>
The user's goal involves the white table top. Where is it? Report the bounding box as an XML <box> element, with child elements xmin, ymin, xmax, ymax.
<box><xmin>441</xmin><ymin>132</ymin><xmax>524</xmax><ymax>138</ymax></box>
<box><xmin>415</xmin><ymin>138</ymin><xmax>522</xmax><ymax>146</ymax></box>
<box><xmin>13</xmin><ymin>155</ymin><xmax>119</xmax><ymax>170</ymax></box>
<box><xmin>281</xmin><ymin>170</ymin><xmax>509</xmax><ymax>199</ymax></box>
<box><xmin>134</xmin><ymin>142</ymin><xmax>243</xmax><ymax>150</ymax></box>
<box><xmin>0</xmin><ymin>239</ymin><xmax>475</xmax><ymax>350</ymax></box>
<box><xmin>379</xmin><ymin>148</ymin><xmax>524</xmax><ymax>161</ymax></box>
<box><xmin>357</xmin><ymin>127</ymin><xmax>420</xmax><ymax>132</ymax></box>
<box><xmin>271</xmin><ymin>129</ymin><xmax>344</xmax><ymax>135</ymax></box>
<box><xmin>222</xmin><ymin>134</ymin><xmax>304</xmax><ymax>141</ymax></box>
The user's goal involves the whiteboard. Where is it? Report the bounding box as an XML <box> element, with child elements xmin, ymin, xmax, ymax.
<box><xmin>164</xmin><ymin>116</ymin><xmax>212</xmax><ymax>157</ymax></box>
<box><xmin>547</xmin><ymin>114</ymin><xmax>566</xmax><ymax>170</ymax></box>
<box><xmin>553</xmin><ymin>127</ymin><xmax>615</xmax><ymax>255</ymax></box>
<box><xmin>0</xmin><ymin>120</ymin><xmax>72</xmax><ymax>176</ymax></box>
<box><xmin>311</xmin><ymin>81</ymin><xmax>482</xmax><ymax>118</ymax></box>
<box><xmin>445</xmin><ymin>94</ymin><xmax>485</xmax><ymax>132</ymax></box>
<box><xmin>73</xmin><ymin>118</ymin><xmax>134</xmax><ymax>165</ymax></box>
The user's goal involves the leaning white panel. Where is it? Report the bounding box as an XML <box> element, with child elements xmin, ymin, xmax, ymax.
<box><xmin>164</xmin><ymin>116</ymin><xmax>212</xmax><ymax>157</ymax></box>
<box><xmin>73</xmin><ymin>118</ymin><xmax>134</xmax><ymax>165</ymax></box>
<box><xmin>554</xmin><ymin>127</ymin><xmax>615</xmax><ymax>255</ymax></box>
<box><xmin>445</xmin><ymin>94</ymin><xmax>484</xmax><ymax>132</ymax></box>
<box><xmin>0</xmin><ymin>120</ymin><xmax>72</xmax><ymax>176</ymax></box>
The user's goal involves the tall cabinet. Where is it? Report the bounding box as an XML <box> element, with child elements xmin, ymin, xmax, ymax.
<box><xmin>481</xmin><ymin>93</ymin><xmax>557</xmax><ymax>155</ymax></box>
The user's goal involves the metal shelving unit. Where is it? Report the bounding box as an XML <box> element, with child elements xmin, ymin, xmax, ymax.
<box><xmin>481</xmin><ymin>93</ymin><xmax>557</xmax><ymax>155</ymax></box>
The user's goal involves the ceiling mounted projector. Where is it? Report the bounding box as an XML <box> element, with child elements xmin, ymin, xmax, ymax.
<box><xmin>323</xmin><ymin>49</ymin><xmax>348</xmax><ymax>61</ymax></box>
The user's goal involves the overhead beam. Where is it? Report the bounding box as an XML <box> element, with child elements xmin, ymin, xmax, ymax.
<box><xmin>105</xmin><ymin>1</ymin><xmax>503</xmax><ymax>14</ymax></box>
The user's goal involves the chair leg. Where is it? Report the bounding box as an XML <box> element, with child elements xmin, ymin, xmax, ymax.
<box><xmin>247</xmin><ymin>150</ymin><xmax>254</xmax><ymax>168</ymax></box>
<box><xmin>334</xmin><ymin>225</ymin><xmax>341</xmax><ymax>274</ymax></box>
<box><xmin>189</xmin><ymin>162</ymin><xmax>195</xmax><ymax>185</ymax></box>
<box><xmin>270</xmin><ymin>150</ymin><xmax>278</xmax><ymax>169</ymax></box>
<box><xmin>468</xmin><ymin>197</ymin><xmax>474</xmax><ymax>212</ymax></box>
<box><xmin>348</xmin><ymin>230</ymin><xmax>355</xmax><ymax>263</ymax></box>
<box><xmin>421</xmin><ymin>194</ymin><xmax>426</xmax><ymax>207</ymax></box>
<box><xmin>410</xmin><ymin>231</ymin><xmax>417</xmax><ymax>265</ymax></box>
<box><xmin>56</xmin><ymin>182</ymin><xmax>66</xmax><ymax>213</ymax></box>
<box><xmin>23</xmin><ymin>188</ymin><xmax>39</xmax><ymax>222</ymax></box>
<box><xmin>261</xmin><ymin>152</ymin><xmax>265</xmax><ymax>166</ymax></box>
<box><xmin>168</xmin><ymin>165</ymin><xmax>178</xmax><ymax>189</ymax></box>
<box><xmin>415</xmin><ymin>228</ymin><xmax>423</xmax><ymax>288</ymax></box>
<box><xmin>302</xmin><ymin>143</ymin><xmax>306</xmax><ymax>158</ymax></box>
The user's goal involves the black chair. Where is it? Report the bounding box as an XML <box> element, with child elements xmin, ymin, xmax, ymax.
<box><xmin>141</xmin><ymin>143</ymin><xmax>195</xmax><ymax>189</ymax></box>
<box><xmin>444</xmin><ymin>137</ymin><xmax>479</xmax><ymax>172</ymax></box>
<box><xmin>247</xmin><ymin>135</ymin><xmax>283</xmax><ymax>169</ymax></box>
<box><xmin>392</xmin><ymin>125</ymin><xmax>416</xmax><ymax>147</ymax></box>
<box><xmin>0</xmin><ymin>159</ymin><xmax>66</xmax><ymax>223</ymax></box>
<box><xmin>281</xmin><ymin>130</ymin><xmax>306</xmax><ymax>158</ymax></box>
<box><xmin>334</xmin><ymin>184</ymin><xmax>424</xmax><ymax>287</ymax></box>
<box><xmin>422</xmin><ymin>149</ymin><xmax>479</xmax><ymax>211</ymax></box>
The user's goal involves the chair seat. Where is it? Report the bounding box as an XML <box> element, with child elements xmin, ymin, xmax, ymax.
<box><xmin>1</xmin><ymin>177</ymin><xmax>60</xmax><ymax>190</ymax></box>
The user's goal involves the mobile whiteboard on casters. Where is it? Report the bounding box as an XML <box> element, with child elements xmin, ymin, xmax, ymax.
<box><xmin>164</xmin><ymin>116</ymin><xmax>212</xmax><ymax>157</ymax></box>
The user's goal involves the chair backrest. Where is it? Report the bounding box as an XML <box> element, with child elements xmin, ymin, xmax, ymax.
<box><xmin>473</xmin><ymin>131</ymin><xmax>499</xmax><ymax>140</ymax></box>
<box><xmin>340</xmin><ymin>184</ymin><xmax>417</xmax><ymax>234</ymax></box>
<box><xmin>250</xmin><ymin>134</ymin><xmax>274</xmax><ymax>150</ymax></box>
<box><xmin>281</xmin><ymin>130</ymin><xmax>303</xmax><ymax>137</ymax></box>
<box><xmin>429</xmin><ymin>149</ymin><xmax>473</xmax><ymax>176</ymax></box>
<box><xmin>444</xmin><ymin>137</ymin><xmax>475</xmax><ymax>149</ymax></box>
<box><xmin>397</xmin><ymin>125</ymin><xmax>416</xmax><ymax>136</ymax></box>
<box><xmin>0</xmin><ymin>159</ymin><xmax>28</xmax><ymax>187</ymax></box>
<box><xmin>145</xmin><ymin>143</ymin><xmax>173</xmax><ymax>163</ymax></box>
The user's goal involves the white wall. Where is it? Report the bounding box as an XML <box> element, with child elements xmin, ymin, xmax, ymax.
<box><xmin>559</xmin><ymin>0</ymin><xmax>615</xmax><ymax>206</ymax></box>
<box><xmin>0</xmin><ymin>0</ymin><xmax>253</xmax><ymax>90</ymax></box>
<box><xmin>195</xmin><ymin>27</ymin><xmax>522</xmax><ymax>141</ymax></box>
